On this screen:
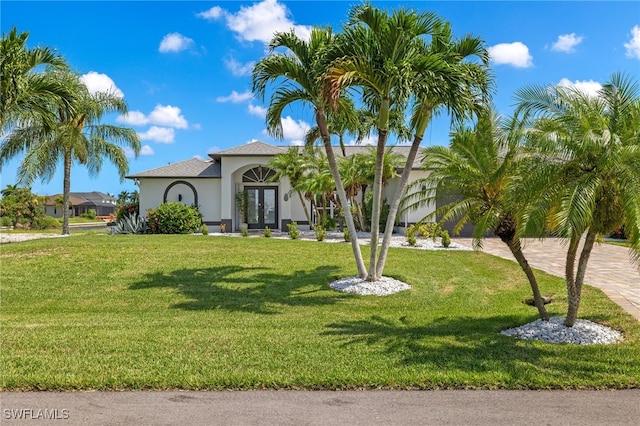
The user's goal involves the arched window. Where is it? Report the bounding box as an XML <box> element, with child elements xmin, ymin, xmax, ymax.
<box><xmin>242</xmin><ymin>166</ymin><xmax>276</xmax><ymax>183</ymax></box>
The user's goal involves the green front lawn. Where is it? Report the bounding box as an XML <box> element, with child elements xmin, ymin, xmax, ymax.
<box><xmin>1</xmin><ymin>235</ymin><xmax>638</xmax><ymax>390</ymax></box>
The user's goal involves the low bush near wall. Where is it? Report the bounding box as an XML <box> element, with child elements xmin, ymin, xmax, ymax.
<box><xmin>147</xmin><ymin>202</ymin><xmax>202</xmax><ymax>234</ymax></box>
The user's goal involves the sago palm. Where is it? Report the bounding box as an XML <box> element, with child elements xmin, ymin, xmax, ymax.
<box><xmin>515</xmin><ymin>72</ymin><xmax>640</xmax><ymax>326</ymax></box>
<box><xmin>404</xmin><ymin>110</ymin><xmax>550</xmax><ymax>320</ymax></box>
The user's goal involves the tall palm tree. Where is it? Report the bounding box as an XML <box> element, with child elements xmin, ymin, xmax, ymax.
<box><xmin>404</xmin><ymin>110</ymin><xmax>550</xmax><ymax>320</ymax></box>
<box><xmin>515</xmin><ymin>72</ymin><xmax>640</xmax><ymax>327</ymax></box>
<box><xmin>326</xmin><ymin>3</ymin><xmax>442</xmax><ymax>280</ymax></box>
<box><xmin>0</xmin><ymin>27</ymin><xmax>70</xmax><ymax>132</ymax></box>
<box><xmin>326</xmin><ymin>3</ymin><xmax>491</xmax><ymax>280</ymax></box>
<box><xmin>267</xmin><ymin>146</ymin><xmax>314</xmax><ymax>227</ymax></box>
<box><xmin>252</xmin><ymin>27</ymin><xmax>367</xmax><ymax>278</ymax></box>
<box><xmin>375</xmin><ymin>20</ymin><xmax>491</xmax><ymax>278</ymax></box>
<box><xmin>0</xmin><ymin>70</ymin><xmax>140</xmax><ymax>235</ymax></box>
<box><xmin>304</xmin><ymin>99</ymin><xmax>366</xmax><ymax>157</ymax></box>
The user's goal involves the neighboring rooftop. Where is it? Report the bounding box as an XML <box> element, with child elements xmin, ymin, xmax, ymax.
<box><xmin>209</xmin><ymin>140</ymin><xmax>288</xmax><ymax>157</ymax></box>
<box><xmin>43</xmin><ymin>192</ymin><xmax>116</xmax><ymax>206</ymax></box>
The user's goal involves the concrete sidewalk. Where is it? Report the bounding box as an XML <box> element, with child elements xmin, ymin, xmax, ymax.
<box><xmin>2</xmin><ymin>390</ymin><xmax>639</xmax><ymax>425</ymax></box>
<box><xmin>454</xmin><ymin>238</ymin><xmax>640</xmax><ymax>321</ymax></box>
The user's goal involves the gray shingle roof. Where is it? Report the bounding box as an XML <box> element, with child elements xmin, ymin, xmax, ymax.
<box><xmin>127</xmin><ymin>158</ymin><xmax>221</xmax><ymax>178</ymax></box>
<box><xmin>291</xmin><ymin>145</ymin><xmax>422</xmax><ymax>169</ymax></box>
<box><xmin>210</xmin><ymin>140</ymin><xmax>288</xmax><ymax>157</ymax></box>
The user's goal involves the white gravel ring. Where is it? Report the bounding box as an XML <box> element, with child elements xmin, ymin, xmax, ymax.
<box><xmin>501</xmin><ymin>317</ymin><xmax>623</xmax><ymax>345</ymax></box>
<box><xmin>330</xmin><ymin>276</ymin><xmax>411</xmax><ymax>296</ymax></box>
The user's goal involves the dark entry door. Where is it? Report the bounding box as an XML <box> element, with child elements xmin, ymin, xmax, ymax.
<box><xmin>245</xmin><ymin>186</ymin><xmax>278</xmax><ymax>229</ymax></box>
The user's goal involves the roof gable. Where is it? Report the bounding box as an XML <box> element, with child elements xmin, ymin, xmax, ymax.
<box><xmin>211</xmin><ymin>140</ymin><xmax>287</xmax><ymax>157</ymax></box>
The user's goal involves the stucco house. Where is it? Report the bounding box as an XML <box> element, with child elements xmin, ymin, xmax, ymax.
<box><xmin>127</xmin><ymin>140</ymin><xmax>433</xmax><ymax>232</ymax></box>
<box><xmin>43</xmin><ymin>192</ymin><xmax>117</xmax><ymax>218</ymax></box>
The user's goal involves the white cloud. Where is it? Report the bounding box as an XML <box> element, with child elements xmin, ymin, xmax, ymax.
<box><xmin>147</xmin><ymin>105</ymin><xmax>188</xmax><ymax>129</ymax></box>
<box><xmin>280</xmin><ymin>116</ymin><xmax>310</xmax><ymax>143</ymax></box>
<box><xmin>159</xmin><ymin>32</ymin><xmax>194</xmax><ymax>53</ymax></box>
<box><xmin>197</xmin><ymin>6</ymin><xmax>223</xmax><ymax>20</ymax></box>
<box><xmin>117</xmin><ymin>105</ymin><xmax>188</xmax><ymax>129</ymax></box>
<box><xmin>348</xmin><ymin>134</ymin><xmax>376</xmax><ymax>146</ymax></box>
<box><xmin>117</xmin><ymin>111</ymin><xmax>147</xmax><ymax>126</ymax></box>
<box><xmin>216</xmin><ymin>90</ymin><xmax>254</xmax><ymax>103</ymax></box>
<box><xmin>551</xmin><ymin>33</ymin><xmax>583</xmax><ymax>53</ymax></box>
<box><xmin>207</xmin><ymin>0</ymin><xmax>311</xmax><ymax>44</ymax></box>
<box><xmin>137</xmin><ymin>126</ymin><xmax>175</xmax><ymax>143</ymax></box>
<box><xmin>80</xmin><ymin>72</ymin><xmax>124</xmax><ymax>98</ymax></box>
<box><xmin>248</xmin><ymin>104</ymin><xmax>267</xmax><ymax>118</ymax></box>
<box><xmin>624</xmin><ymin>25</ymin><xmax>640</xmax><ymax>59</ymax></box>
<box><xmin>488</xmin><ymin>42</ymin><xmax>533</xmax><ymax>68</ymax></box>
<box><xmin>558</xmin><ymin>78</ymin><xmax>602</xmax><ymax>97</ymax></box>
<box><xmin>124</xmin><ymin>144</ymin><xmax>154</xmax><ymax>158</ymax></box>
<box><xmin>224</xmin><ymin>56</ymin><xmax>255</xmax><ymax>76</ymax></box>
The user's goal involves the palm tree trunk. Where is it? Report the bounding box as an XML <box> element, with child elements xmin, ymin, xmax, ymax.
<box><xmin>296</xmin><ymin>190</ymin><xmax>313</xmax><ymax>229</ymax></box>
<box><xmin>62</xmin><ymin>150</ymin><xmax>72</xmax><ymax>235</ymax></box>
<box><xmin>505</xmin><ymin>237</ymin><xmax>549</xmax><ymax>321</ymax></box>
<box><xmin>375</xmin><ymin>134</ymin><xmax>423</xmax><ymax>278</ymax></box>
<box><xmin>565</xmin><ymin>231</ymin><xmax>596</xmax><ymax>327</ymax></box>
<box><xmin>316</xmin><ymin>109</ymin><xmax>367</xmax><ymax>279</ymax></box>
<box><xmin>368</xmin><ymin>129</ymin><xmax>388</xmax><ymax>281</ymax></box>
<box><xmin>564</xmin><ymin>234</ymin><xmax>581</xmax><ymax>327</ymax></box>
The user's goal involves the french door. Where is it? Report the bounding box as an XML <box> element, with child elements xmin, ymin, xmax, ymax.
<box><xmin>245</xmin><ymin>186</ymin><xmax>278</xmax><ymax>229</ymax></box>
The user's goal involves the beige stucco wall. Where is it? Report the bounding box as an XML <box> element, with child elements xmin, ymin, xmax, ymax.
<box><xmin>137</xmin><ymin>178</ymin><xmax>221</xmax><ymax>223</ymax></box>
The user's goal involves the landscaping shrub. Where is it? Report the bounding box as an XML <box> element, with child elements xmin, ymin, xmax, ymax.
<box><xmin>405</xmin><ymin>227</ymin><xmax>417</xmax><ymax>246</ymax></box>
<box><xmin>116</xmin><ymin>201</ymin><xmax>139</xmax><ymax>221</ymax></box>
<box><xmin>241</xmin><ymin>224</ymin><xmax>248</xmax><ymax>237</ymax></box>
<box><xmin>81</xmin><ymin>209</ymin><xmax>97</xmax><ymax>220</ymax></box>
<box><xmin>315</xmin><ymin>225</ymin><xmax>326</xmax><ymax>241</ymax></box>
<box><xmin>441</xmin><ymin>230</ymin><xmax>451</xmax><ymax>248</ymax></box>
<box><xmin>147</xmin><ymin>202</ymin><xmax>202</xmax><ymax>234</ymax></box>
<box><xmin>287</xmin><ymin>221</ymin><xmax>299</xmax><ymax>239</ymax></box>
<box><xmin>110</xmin><ymin>213</ymin><xmax>148</xmax><ymax>234</ymax></box>
<box><xmin>201</xmin><ymin>224</ymin><xmax>209</xmax><ymax>235</ymax></box>
<box><xmin>264</xmin><ymin>226</ymin><xmax>271</xmax><ymax>238</ymax></box>
<box><xmin>31</xmin><ymin>215</ymin><xmax>61</xmax><ymax>230</ymax></box>
<box><xmin>0</xmin><ymin>216</ymin><xmax>13</xmax><ymax>227</ymax></box>
<box><xmin>343</xmin><ymin>227</ymin><xmax>350</xmax><ymax>242</ymax></box>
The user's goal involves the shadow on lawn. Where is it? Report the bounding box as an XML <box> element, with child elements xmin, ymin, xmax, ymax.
<box><xmin>129</xmin><ymin>265</ymin><xmax>347</xmax><ymax>314</ymax></box>
<box><xmin>323</xmin><ymin>315</ymin><xmax>556</xmax><ymax>374</ymax></box>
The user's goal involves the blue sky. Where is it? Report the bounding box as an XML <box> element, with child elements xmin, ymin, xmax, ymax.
<box><xmin>2</xmin><ymin>0</ymin><xmax>639</xmax><ymax>196</ymax></box>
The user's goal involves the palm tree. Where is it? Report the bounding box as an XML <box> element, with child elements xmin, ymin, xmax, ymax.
<box><xmin>304</xmin><ymin>99</ymin><xmax>366</xmax><ymax>157</ymax></box>
<box><xmin>326</xmin><ymin>3</ymin><xmax>491</xmax><ymax>280</ymax></box>
<box><xmin>0</xmin><ymin>27</ymin><xmax>70</xmax><ymax>132</ymax></box>
<box><xmin>404</xmin><ymin>110</ymin><xmax>550</xmax><ymax>320</ymax></box>
<box><xmin>0</xmin><ymin>70</ymin><xmax>140</xmax><ymax>235</ymax></box>
<box><xmin>252</xmin><ymin>27</ymin><xmax>367</xmax><ymax>278</ymax></box>
<box><xmin>326</xmin><ymin>3</ymin><xmax>442</xmax><ymax>280</ymax></box>
<box><xmin>515</xmin><ymin>72</ymin><xmax>640</xmax><ymax>327</ymax></box>
<box><xmin>268</xmin><ymin>146</ymin><xmax>314</xmax><ymax>227</ymax></box>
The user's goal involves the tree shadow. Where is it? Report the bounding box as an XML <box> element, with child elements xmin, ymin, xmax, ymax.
<box><xmin>323</xmin><ymin>315</ymin><xmax>554</xmax><ymax>374</ymax></box>
<box><xmin>129</xmin><ymin>264</ymin><xmax>346</xmax><ymax>314</ymax></box>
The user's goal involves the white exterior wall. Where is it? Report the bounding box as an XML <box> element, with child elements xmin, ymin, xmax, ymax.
<box><xmin>137</xmin><ymin>178</ymin><xmax>221</xmax><ymax>223</ymax></box>
<box><xmin>383</xmin><ymin>169</ymin><xmax>434</xmax><ymax>227</ymax></box>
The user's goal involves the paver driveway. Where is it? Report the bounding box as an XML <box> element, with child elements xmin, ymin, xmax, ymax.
<box><xmin>454</xmin><ymin>238</ymin><xmax>640</xmax><ymax>321</ymax></box>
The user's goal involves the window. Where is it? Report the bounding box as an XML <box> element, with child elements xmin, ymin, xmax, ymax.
<box><xmin>242</xmin><ymin>166</ymin><xmax>276</xmax><ymax>183</ymax></box>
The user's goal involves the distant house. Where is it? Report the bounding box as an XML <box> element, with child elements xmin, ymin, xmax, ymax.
<box><xmin>127</xmin><ymin>140</ymin><xmax>434</xmax><ymax>232</ymax></box>
<box><xmin>43</xmin><ymin>192</ymin><xmax>117</xmax><ymax>218</ymax></box>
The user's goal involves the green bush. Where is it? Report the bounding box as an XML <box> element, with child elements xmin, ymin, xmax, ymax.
<box><xmin>147</xmin><ymin>202</ymin><xmax>202</xmax><ymax>234</ymax></box>
<box><xmin>363</xmin><ymin>191</ymin><xmax>393</xmax><ymax>232</ymax></box>
<box><xmin>201</xmin><ymin>224</ymin><xmax>209</xmax><ymax>235</ymax></box>
<box><xmin>287</xmin><ymin>221</ymin><xmax>299</xmax><ymax>239</ymax></box>
<box><xmin>241</xmin><ymin>224</ymin><xmax>248</xmax><ymax>237</ymax></box>
<box><xmin>343</xmin><ymin>227</ymin><xmax>350</xmax><ymax>242</ymax></box>
<box><xmin>264</xmin><ymin>226</ymin><xmax>271</xmax><ymax>238</ymax></box>
<box><xmin>116</xmin><ymin>201</ymin><xmax>139</xmax><ymax>221</ymax></box>
<box><xmin>405</xmin><ymin>227</ymin><xmax>417</xmax><ymax>246</ymax></box>
<box><xmin>81</xmin><ymin>209</ymin><xmax>97</xmax><ymax>220</ymax></box>
<box><xmin>441</xmin><ymin>230</ymin><xmax>451</xmax><ymax>248</ymax></box>
<box><xmin>31</xmin><ymin>216</ymin><xmax>61</xmax><ymax>230</ymax></box>
<box><xmin>315</xmin><ymin>225</ymin><xmax>326</xmax><ymax>241</ymax></box>
<box><xmin>1</xmin><ymin>216</ymin><xmax>13</xmax><ymax>227</ymax></box>
<box><xmin>109</xmin><ymin>213</ymin><xmax>148</xmax><ymax>235</ymax></box>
